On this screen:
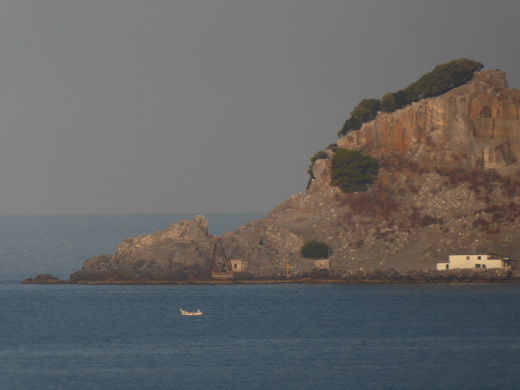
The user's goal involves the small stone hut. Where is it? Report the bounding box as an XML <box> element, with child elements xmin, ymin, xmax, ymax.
<box><xmin>230</xmin><ymin>259</ymin><xmax>249</xmax><ymax>272</ymax></box>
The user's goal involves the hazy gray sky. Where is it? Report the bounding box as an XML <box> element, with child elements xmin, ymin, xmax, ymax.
<box><xmin>1</xmin><ymin>0</ymin><xmax>519</xmax><ymax>215</ymax></box>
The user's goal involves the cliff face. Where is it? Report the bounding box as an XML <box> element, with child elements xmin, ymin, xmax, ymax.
<box><xmin>69</xmin><ymin>70</ymin><xmax>520</xmax><ymax>282</ymax></box>
<box><xmin>338</xmin><ymin>71</ymin><xmax>520</xmax><ymax>171</ymax></box>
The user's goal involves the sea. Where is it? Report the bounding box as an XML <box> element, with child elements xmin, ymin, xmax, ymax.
<box><xmin>0</xmin><ymin>214</ymin><xmax>519</xmax><ymax>390</ymax></box>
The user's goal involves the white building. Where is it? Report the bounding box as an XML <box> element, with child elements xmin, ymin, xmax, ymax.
<box><xmin>437</xmin><ymin>254</ymin><xmax>514</xmax><ymax>270</ymax></box>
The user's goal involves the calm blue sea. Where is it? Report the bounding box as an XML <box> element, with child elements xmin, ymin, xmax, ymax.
<box><xmin>0</xmin><ymin>214</ymin><xmax>519</xmax><ymax>389</ymax></box>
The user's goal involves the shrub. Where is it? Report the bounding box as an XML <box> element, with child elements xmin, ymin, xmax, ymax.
<box><xmin>351</xmin><ymin>98</ymin><xmax>381</xmax><ymax>123</ymax></box>
<box><xmin>301</xmin><ymin>240</ymin><xmax>330</xmax><ymax>259</ymax></box>
<box><xmin>401</xmin><ymin>58</ymin><xmax>483</xmax><ymax>102</ymax></box>
<box><xmin>338</xmin><ymin>99</ymin><xmax>381</xmax><ymax>136</ymax></box>
<box><xmin>339</xmin><ymin>116</ymin><xmax>362</xmax><ymax>135</ymax></box>
<box><xmin>331</xmin><ymin>149</ymin><xmax>379</xmax><ymax>193</ymax></box>
<box><xmin>381</xmin><ymin>92</ymin><xmax>397</xmax><ymax>113</ymax></box>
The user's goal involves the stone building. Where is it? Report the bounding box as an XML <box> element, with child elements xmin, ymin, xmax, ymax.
<box><xmin>230</xmin><ymin>259</ymin><xmax>249</xmax><ymax>272</ymax></box>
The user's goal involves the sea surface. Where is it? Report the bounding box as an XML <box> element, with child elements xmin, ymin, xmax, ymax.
<box><xmin>0</xmin><ymin>214</ymin><xmax>519</xmax><ymax>389</ymax></box>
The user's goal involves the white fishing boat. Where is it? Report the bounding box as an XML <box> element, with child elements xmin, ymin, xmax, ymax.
<box><xmin>180</xmin><ymin>308</ymin><xmax>203</xmax><ymax>316</ymax></box>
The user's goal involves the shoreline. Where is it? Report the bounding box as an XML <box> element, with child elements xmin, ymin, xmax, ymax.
<box><xmin>22</xmin><ymin>268</ymin><xmax>520</xmax><ymax>285</ymax></box>
<box><xmin>23</xmin><ymin>274</ymin><xmax>520</xmax><ymax>285</ymax></box>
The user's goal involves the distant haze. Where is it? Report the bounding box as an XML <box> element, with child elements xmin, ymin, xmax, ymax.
<box><xmin>0</xmin><ymin>0</ymin><xmax>519</xmax><ymax>215</ymax></box>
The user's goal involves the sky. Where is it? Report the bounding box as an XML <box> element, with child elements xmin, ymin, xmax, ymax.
<box><xmin>0</xmin><ymin>0</ymin><xmax>519</xmax><ymax>215</ymax></box>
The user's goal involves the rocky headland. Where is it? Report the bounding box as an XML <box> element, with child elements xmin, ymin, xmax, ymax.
<box><xmin>25</xmin><ymin>68</ymin><xmax>520</xmax><ymax>284</ymax></box>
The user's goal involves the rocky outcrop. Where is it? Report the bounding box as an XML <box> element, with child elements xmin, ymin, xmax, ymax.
<box><xmin>70</xmin><ymin>215</ymin><xmax>214</xmax><ymax>282</ymax></box>
<box><xmin>26</xmin><ymin>70</ymin><xmax>520</xmax><ymax>283</ymax></box>
<box><xmin>23</xmin><ymin>274</ymin><xmax>68</xmax><ymax>284</ymax></box>
<box><xmin>240</xmin><ymin>70</ymin><xmax>520</xmax><ymax>274</ymax></box>
<box><xmin>67</xmin><ymin>214</ymin><xmax>310</xmax><ymax>283</ymax></box>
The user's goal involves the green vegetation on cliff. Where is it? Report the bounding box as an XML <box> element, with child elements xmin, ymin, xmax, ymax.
<box><xmin>301</xmin><ymin>240</ymin><xmax>330</xmax><ymax>259</ymax></box>
<box><xmin>331</xmin><ymin>149</ymin><xmax>379</xmax><ymax>193</ymax></box>
<box><xmin>306</xmin><ymin>147</ymin><xmax>379</xmax><ymax>193</ymax></box>
<box><xmin>338</xmin><ymin>58</ymin><xmax>483</xmax><ymax>136</ymax></box>
<box><xmin>306</xmin><ymin>59</ymin><xmax>483</xmax><ymax>190</ymax></box>
<box><xmin>340</xmin><ymin>98</ymin><xmax>381</xmax><ymax>135</ymax></box>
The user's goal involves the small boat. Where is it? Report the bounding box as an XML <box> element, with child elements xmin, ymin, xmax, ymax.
<box><xmin>180</xmin><ymin>308</ymin><xmax>203</xmax><ymax>316</ymax></box>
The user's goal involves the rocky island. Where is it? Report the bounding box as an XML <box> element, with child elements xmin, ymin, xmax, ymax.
<box><xmin>25</xmin><ymin>60</ymin><xmax>520</xmax><ymax>284</ymax></box>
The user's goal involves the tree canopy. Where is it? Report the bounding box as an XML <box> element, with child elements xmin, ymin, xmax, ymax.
<box><xmin>331</xmin><ymin>149</ymin><xmax>379</xmax><ymax>193</ymax></box>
